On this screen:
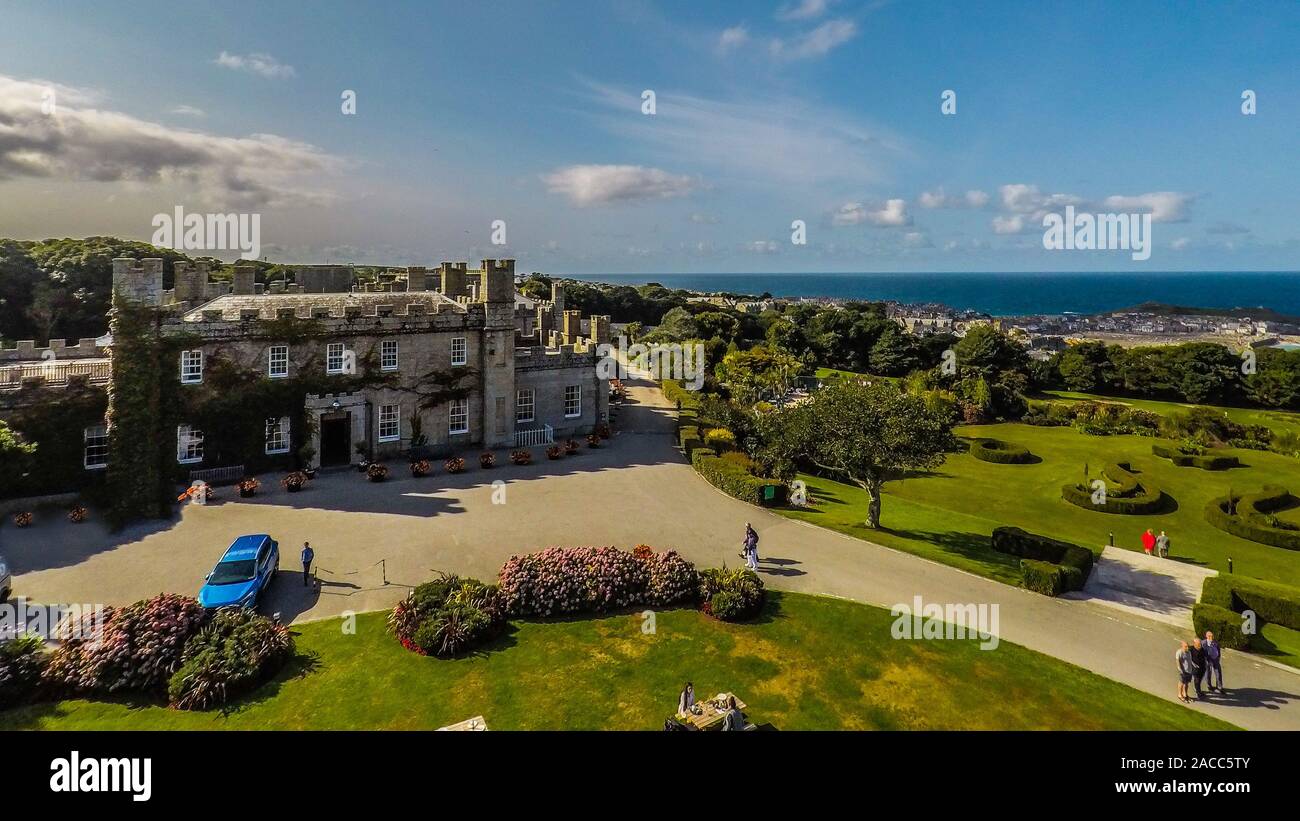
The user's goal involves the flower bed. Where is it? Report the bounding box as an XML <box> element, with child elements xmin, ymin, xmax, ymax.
<box><xmin>388</xmin><ymin>574</ymin><xmax>507</xmax><ymax>657</ymax></box>
<box><xmin>167</xmin><ymin>608</ymin><xmax>293</xmax><ymax>710</ymax></box>
<box><xmin>497</xmin><ymin>546</ymin><xmax>698</xmax><ymax>618</ymax></box>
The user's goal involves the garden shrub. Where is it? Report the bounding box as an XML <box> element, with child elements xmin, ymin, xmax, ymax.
<box><xmin>1151</xmin><ymin>443</ymin><xmax>1240</xmax><ymax>470</ymax></box>
<box><xmin>662</xmin><ymin>379</ymin><xmax>703</xmax><ymax>427</ymax></box>
<box><xmin>1204</xmin><ymin>486</ymin><xmax>1300</xmax><ymax>551</ymax></box>
<box><xmin>44</xmin><ymin>593</ymin><xmax>208</xmax><ymax>695</ymax></box>
<box><xmin>691</xmin><ymin>450</ymin><xmax>787</xmax><ymax>507</ymax></box>
<box><xmin>1201</xmin><ymin>575</ymin><xmax>1300</xmax><ymax>632</ymax></box>
<box><xmin>167</xmin><ymin>608</ymin><xmax>294</xmax><ymax>710</ymax></box>
<box><xmin>704</xmin><ymin>428</ymin><xmax>737</xmax><ymax>453</ymax></box>
<box><xmin>643</xmin><ymin>550</ymin><xmax>699</xmax><ymax>606</ymax></box>
<box><xmin>679</xmin><ymin>425</ymin><xmax>708</xmax><ymax>458</ymax></box>
<box><xmin>697</xmin><ymin>567</ymin><xmax>766</xmax><ymax>621</ymax></box>
<box><xmin>719</xmin><ymin>451</ymin><xmax>758</xmax><ymax>474</ymax></box>
<box><xmin>0</xmin><ymin>634</ymin><xmax>48</xmax><ymax>709</ymax></box>
<box><xmin>1061</xmin><ymin>462</ymin><xmax>1165</xmax><ymax>515</ymax></box>
<box><xmin>968</xmin><ymin>438</ymin><xmax>1033</xmax><ymax>464</ymax></box>
<box><xmin>498</xmin><ymin>546</ymin><xmax>697</xmax><ymax>618</ymax></box>
<box><xmin>1020</xmin><ymin>559</ymin><xmax>1068</xmax><ymax>596</ymax></box>
<box><xmin>993</xmin><ymin>526</ymin><xmax>1093</xmax><ymax>593</ymax></box>
<box><xmin>388</xmin><ymin>574</ymin><xmax>506</xmax><ymax>657</ymax></box>
<box><xmin>1191</xmin><ymin>603</ymin><xmax>1253</xmax><ymax>651</ymax></box>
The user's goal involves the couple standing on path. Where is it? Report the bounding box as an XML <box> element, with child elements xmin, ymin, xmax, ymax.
<box><xmin>740</xmin><ymin>524</ymin><xmax>760</xmax><ymax>571</ymax></box>
<box><xmin>1176</xmin><ymin>632</ymin><xmax>1225</xmax><ymax>703</ymax></box>
<box><xmin>1142</xmin><ymin>528</ymin><xmax>1170</xmax><ymax>558</ymax></box>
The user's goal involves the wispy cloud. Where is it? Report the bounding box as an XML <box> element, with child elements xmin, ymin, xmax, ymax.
<box><xmin>832</xmin><ymin>199</ymin><xmax>910</xmax><ymax>227</ymax></box>
<box><xmin>542</xmin><ymin>164</ymin><xmax>699</xmax><ymax>206</ymax></box>
<box><xmin>990</xmin><ymin>183</ymin><xmax>1195</xmax><ymax>234</ymax></box>
<box><xmin>717</xmin><ymin>25</ymin><xmax>750</xmax><ymax>53</ymax></box>
<box><xmin>770</xmin><ymin>19</ymin><xmax>859</xmax><ymax>60</ymax></box>
<box><xmin>171</xmin><ymin>104</ymin><xmax>205</xmax><ymax>117</ymax></box>
<box><xmin>776</xmin><ymin>0</ymin><xmax>832</xmax><ymax>21</ymax></box>
<box><xmin>919</xmin><ymin>187</ymin><xmax>989</xmax><ymax>209</ymax></box>
<box><xmin>214</xmin><ymin>51</ymin><xmax>296</xmax><ymax>79</ymax></box>
<box><xmin>0</xmin><ymin>74</ymin><xmax>338</xmax><ymax>207</ymax></box>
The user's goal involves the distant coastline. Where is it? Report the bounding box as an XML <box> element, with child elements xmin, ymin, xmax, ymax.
<box><xmin>563</xmin><ymin>271</ymin><xmax>1300</xmax><ymax>318</ymax></box>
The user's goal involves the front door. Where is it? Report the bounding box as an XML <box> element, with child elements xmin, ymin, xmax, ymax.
<box><xmin>320</xmin><ymin>415</ymin><xmax>351</xmax><ymax>466</ymax></box>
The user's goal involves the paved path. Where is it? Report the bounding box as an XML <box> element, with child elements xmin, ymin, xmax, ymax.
<box><xmin>4</xmin><ymin>377</ymin><xmax>1298</xmax><ymax>729</ymax></box>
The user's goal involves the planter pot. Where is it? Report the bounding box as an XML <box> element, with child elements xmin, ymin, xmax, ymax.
<box><xmin>239</xmin><ymin>488</ymin><xmax>257</xmax><ymax>498</ymax></box>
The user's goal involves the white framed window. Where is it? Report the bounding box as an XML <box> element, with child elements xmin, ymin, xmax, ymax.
<box><xmin>180</xmin><ymin>350</ymin><xmax>203</xmax><ymax>384</ymax></box>
<box><xmin>449</xmin><ymin>398</ymin><xmax>469</xmax><ymax>434</ymax></box>
<box><xmin>564</xmin><ymin>385</ymin><xmax>582</xmax><ymax>418</ymax></box>
<box><xmin>326</xmin><ymin>342</ymin><xmax>346</xmax><ymax>374</ymax></box>
<box><xmin>177</xmin><ymin>424</ymin><xmax>204</xmax><ymax>464</ymax></box>
<box><xmin>265</xmin><ymin>416</ymin><xmax>290</xmax><ymax>454</ymax></box>
<box><xmin>268</xmin><ymin>345</ymin><xmax>289</xmax><ymax>378</ymax></box>
<box><xmin>378</xmin><ymin>404</ymin><xmax>400</xmax><ymax>442</ymax></box>
<box><xmin>381</xmin><ymin>339</ymin><xmax>399</xmax><ymax>372</ymax></box>
<box><xmin>516</xmin><ymin>388</ymin><xmax>535</xmax><ymax>424</ymax></box>
<box><xmin>83</xmin><ymin>424</ymin><xmax>108</xmax><ymax>469</ymax></box>
<box><xmin>451</xmin><ymin>337</ymin><xmax>467</xmax><ymax>366</ymax></box>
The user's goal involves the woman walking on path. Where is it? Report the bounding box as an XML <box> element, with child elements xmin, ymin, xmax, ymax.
<box><xmin>1176</xmin><ymin>641</ymin><xmax>1195</xmax><ymax>703</ymax></box>
<box><xmin>1142</xmin><ymin>528</ymin><xmax>1157</xmax><ymax>555</ymax></box>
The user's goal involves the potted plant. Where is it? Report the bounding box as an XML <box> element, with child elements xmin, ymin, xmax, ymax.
<box><xmin>546</xmin><ymin>445</ymin><xmax>562</xmax><ymax>460</ymax></box>
<box><xmin>510</xmin><ymin>449</ymin><xmax>532</xmax><ymax>465</ymax></box>
<box><xmin>237</xmin><ymin>477</ymin><xmax>261</xmax><ymax>498</ymax></box>
<box><xmin>479</xmin><ymin>451</ymin><xmax>496</xmax><ymax>469</ymax></box>
<box><xmin>564</xmin><ymin>439</ymin><xmax>579</xmax><ymax>455</ymax></box>
<box><xmin>367</xmin><ymin>462</ymin><xmax>389</xmax><ymax>482</ymax></box>
<box><xmin>13</xmin><ymin>511</ymin><xmax>33</xmax><ymax>528</ymax></box>
<box><xmin>409</xmin><ymin>458</ymin><xmax>432</xmax><ymax>477</ymax></box>
<box><xmin>68</xmin><ymin>505</ymin><xmax>88</xmax><ymax>524</ymax></box>
<box><xmin>281</xmin><ymin>471</ymin><xmax>308</xmax><ymax>492</ymax></box>
<box><xmin>587</xmin><ymin>434</ymin><xmax>601</xmax><ymax>448</ymax></box>
<box><xmin>445</xmin><ymin>456</ymin><xmax>466</xmax><ymax>474</ymax></box>
<box><xmin>596</xmin><ymin>422</ymin><xmax>611</xmax><ymax>439</ymax></box>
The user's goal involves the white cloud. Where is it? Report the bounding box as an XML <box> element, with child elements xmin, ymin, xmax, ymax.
<box><xmin>718</xmin><ymin>25</ymin><xmax>750</xmax><ymax>52</ymax></box>
<box><xmin>999</xmin><ymin>183</ymin><xmax>1083</xmax><ymax>214</ymax></box>
<box><xmin>991</xmin><ymin>214</ymin><xmax>1029</xmax><ymax>234</ymax></box>
<box><xmin>214</xmin><ymin>51</ymin><xmax>296</xmax><ymax>79</ymax></box>
<box><xmin>770</xmin><ymin>19</ymin><xmax>858</xmax><ymax>60</ymax></box>
<box><xmin>832</xmin><ymin>198</ymin><xmax>910</xmax><ymax>227</ymax></box>
<box><xmin>919</xmin><ymin>187</ymin><xmax>989</xmax><ymax>209</ymax></box>
<box><xmin>542</xmin><ymin>164</ymin><xmax>698</xmax><ymax>206</ymax></box>
<box><xmin>902</xmin><ymin>231</ymin><xmax>932</xmax><ymax>248</ymax></box>
<box><xmin>1100</xmin><ymin>191</ymin><xmax>1193</xmax><ymax>223</ymax></box>
<box><xmin>0</xmin><ymin>74</ymin><xmax>339</xmax><ymax>207</ymax></box>
<box><xmin>171</xmin><ymin>105</ymin><xmax>205</xmax><ymax>117</ymax></box>
<box><xmin>1171</xmin><ymin>237</ymin><xmax>1190</xmax><ymax>250</ymax></box>
<box><xmin>776</xmin><ymin>0</ymin><xmax>831</xmax><ymax>21</ymax></box>
<box><xmin>745</xmin><ymin>240</ymin><xmax>781</xmax><ymax>254</ymax></box>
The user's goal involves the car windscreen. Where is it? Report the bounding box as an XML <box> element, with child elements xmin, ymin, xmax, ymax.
<box><xmin>208</xmin><ymin>559</ymin><xmax>257</xmax><ymax>585</ymax></box>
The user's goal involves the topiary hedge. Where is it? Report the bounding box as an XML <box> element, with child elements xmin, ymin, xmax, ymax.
<box><xmin>1191</xmin><ymin>603</ymin><xmax>1253</xmax><ymax>651</ymax></box>
<box><xmin>691</xmin><ymin>450</ymin><xmax>787</xmax><ymax>507</ymax></box>
<box><xmin>1201</xmin><ymin>574</ymin><xmax>1300</xmax><ymax>632</ymax></box>
<box><xmin>968</xmin><ymin>438</ymin><xmax>1033</xmax><ymax>464</ymax></box>
<box><xmin>1062</xmin><ymin>462</ymin><xmax>1166</xmax><ymax>515</ymax></box>
<box><xmin>1151</xmin><ymin>443</ymin><xmax>1240</xmax><ymax>470</ymax></box>
<box><xmin>993</xmin><ymin>526</ymin><xmax>1093</xmax><ymax>595</ymax></box>
<box><xmin>1204</xmin><ymin>486</ymin><xmax>1300</xmax><ymax>551</ymax></box>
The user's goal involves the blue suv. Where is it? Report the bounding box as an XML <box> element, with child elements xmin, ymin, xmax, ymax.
<box><xmin>198</xmin><ymin>534</ymin><xmax>279</xmax><ymax>609</ymax></box>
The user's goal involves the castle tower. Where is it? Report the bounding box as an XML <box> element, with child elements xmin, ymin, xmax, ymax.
<box><xmin>562</xmin><ymin>309</ymin><xmax>582</xmax><ymax>344</ymax></box>
<box><xmin>479</xmin><ymin>259</ymin><xmax>517</xmax><ymax>447</ymax></box>
<box><xmin>232</xmin><ymin>264</ymin><xmax>256</xmax><ymax>295</ymax></box>
<box><xmin>405</xmin><ymin>266</ymin><xmax>427</xmax><ymax>292</ymax></box>
<box><xmin>172</xmin><ymin>261</ymin><xmax>210</xmax><ymax>305</ymax></box>
<box><xmin>439</xmin><ymin>262</ymin><xmax>468</xmax><ymax>298</ymax></box>
<box><xmin>111</xmin><ymin>258</ymin><xmax>164</xmax><ymax>306</ymax></box>
<box><xmin>590</xmin><ymin>314</ymin><xmax>612</xmax><ymax>345</ymax></box>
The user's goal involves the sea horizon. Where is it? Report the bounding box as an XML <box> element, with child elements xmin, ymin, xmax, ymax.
<box><xmin>563</xmin><ymin>271</ymin><xmax>1300</xmax><ymax>318</ymax></box>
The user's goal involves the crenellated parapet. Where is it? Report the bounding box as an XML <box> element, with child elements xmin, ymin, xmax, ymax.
<box><xmin>0</xmin><ymin>338</ymin><xmax>109</xmax><ymax>363</ymax></box>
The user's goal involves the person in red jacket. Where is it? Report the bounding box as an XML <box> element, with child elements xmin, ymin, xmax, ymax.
<box><xmin>1141</xmin><ymin>528</ymin><xmax>1156</xmax><ymax>555</ymax></box>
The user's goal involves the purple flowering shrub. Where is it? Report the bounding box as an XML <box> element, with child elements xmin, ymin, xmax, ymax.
<box><xmin>497</xmin><ymin>546</ymin><xmax>698</xmax><ymax>617</ymax></box>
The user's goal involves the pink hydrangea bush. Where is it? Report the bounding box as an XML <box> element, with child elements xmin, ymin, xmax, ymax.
<box><xmin>497</xmin><ymin>546</ymin><xmax>698</xmax><ymax>617</ymax></box>
<box><xmin>44</xmin><ymin>593</ymin><xmax>208</xmax><ymax>695</ymax></box>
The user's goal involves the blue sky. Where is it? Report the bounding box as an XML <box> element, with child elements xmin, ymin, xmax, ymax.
<box><xmin>1</xmin><ymin>0</ymin><xmax>1296</xmax><ymax>273</ymax></box>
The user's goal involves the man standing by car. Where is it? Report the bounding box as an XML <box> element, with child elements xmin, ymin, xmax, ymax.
<box><xmin>301</xmin><ymin>541</ymin><xmax>315</xmax><ymax>588</ymax></box>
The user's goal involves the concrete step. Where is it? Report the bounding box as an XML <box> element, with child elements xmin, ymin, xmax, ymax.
<box><xmin>1091</xmin><ymin>545</ymin><xmax>1217</xmax><ymax>606</ymax></box>
<box><xmin>1061</xmin><ymin>584</ymin><xmax>1195</xmax><ymax>629</ymax></box>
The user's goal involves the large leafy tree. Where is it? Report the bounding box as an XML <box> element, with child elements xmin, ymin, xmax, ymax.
<box><xmin>714</xmin><ymin>345</ymin><xmax>800</xmax><ymax>404</ymax></box>
<box><xmin>774</xmin><ymin>379</ymin><xmax>957</xmax><ymax>528</ymax></box>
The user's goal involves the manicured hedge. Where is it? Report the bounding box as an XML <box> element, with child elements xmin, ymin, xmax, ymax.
<box><xmin>692</xmin><ymin>450</ymin><xmax>787</xmax><ymax>507</ymax></box>
<box><xmin>1204</xmin><ymin>486</ymin><xmax>1300</xmax><ymax>551</ymax></box>
<box><xmin>1201</xmin><ymin>574</ymin><xmax>1300</xmax><ymax>632</ymax></box>
<box><xmin>1191</xmin><ymin>603</ymin><xmax>1253</xmax><ymax>651</ymax></box>
<box><xmin>993</xmin><ymin>526</ymin><xmax>1093</xmax><ymax>595</ymax></box>
<box><xmin>679</xmin><ymin>425</ymin><xmax>709</xmax><ymax>459</ymax></box>
<box><xmin>969</xmin><ymin>438</ymin><xmax>1033</xmax><ymax>464</ymax></box>
<box><xmin>662</xmin><ymin>379</ymin><xmax>703</xmax><ymax>428</ymax></box>
<box><xmin>1061</xmin><ymin>462</ymin><xmax>1166</xmax><ymax>515</ymax></box>
<box><xmin>1151</xmin><ymin>443</ymin><xmax>1240</xmax><ymax>470</ymax></box>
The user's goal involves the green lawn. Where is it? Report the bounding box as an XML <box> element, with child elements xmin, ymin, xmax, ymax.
<box><xmin>0</xmin><ymin>592</ymin><xmax>1232</xmax><ymax>730</ymax></box>
<box><xmin>779</xmin><ymin>422</ymin><xmax>1300</xmax><ymax>589</ymax></box>
<box><xmin>1042</xmin><ymin>391</ymin><xmax>1300</xmax><ymax>437</ymax></box>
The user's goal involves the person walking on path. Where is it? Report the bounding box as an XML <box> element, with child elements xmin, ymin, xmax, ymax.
<box><xmin>1176</xmin><ymin>641</ymin><xmax>1194</xmax><ymax>703</ymax></box>
<box><xmin>301</xmin><ymin>541</ymin><xmax>315</xmax><ymax>588</ymax></box>
<box><xmin>1156</xmin><ymin>530</ymin><xmax>1170</xmax><ymax>559</ymax></box>
<box><xmin>1189</xmin><ymin>637</ymin><xmax>1207</xmax><ymax>699</ymax></box>
<box><xmin>741</xmin><ymin>523</ymin><xmax>760</xmax><ymax>571</ymax></box>
<box><xmin>1204</xmin><ymin>631</ymin><xmax>1224</xmax><ymax>693</ymax></box>
<box><xmin>1142</xmin><ymin>528</ymin><xmax>1156</xmax><ymax>555</ymax></box>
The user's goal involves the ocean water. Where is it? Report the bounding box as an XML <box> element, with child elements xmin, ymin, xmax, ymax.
<box><xmin>564</xmin><ymin>272</ymin><xmax>1300</xmax><ymax>317</ymax></box>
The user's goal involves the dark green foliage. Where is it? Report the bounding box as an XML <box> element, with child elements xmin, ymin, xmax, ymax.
<box><xmin>1200</xmin><ymin>575</ymin><xmax>1300</xmax><ymax>633</ymax></box>
<box><xmin>0</xmin><ymin>635</ymin><xmax>48</xmax><ymax>709</ymax></box>
<box><xmin>1062</xmin><ymin>462</ymin><xmax>1166</xmax><ymax>515</ymax></box>
<box><xmin>167</xmin><ymin>609</ymin><xmax>294</xmax><ymax>710</ymax></box>
<box><xmin>388</xmin><ymin>574</ymin><xmax>507</xmax><ymax>658</ymax></box>
<box><xmin>1191</xmin><ymin>604</ymin><xmax>1253</xmax><ymax>651</ymax></box>
<box><xmin>1204</xmin><ymin>486</ymin><xmax>1300</xmax><ymax>551</ymax></box>
<box><xmin>697</xmin><ymin>567</ymin><xmax>765</xmax><ymax>621</ymax></box>
<box><xmin>1151</xmin><ymin>443</ymin><xmax>1240</xmax><ymax>470</ymax></box>
<box><xmin>678</xmin><ymin>425</ymin><xmax>708</xmax><ymax>459</ymax></box>
<box><xmin>968</xmin><ymin>438</ymin><xmax>1033</xmax><ymax>464</ymax></box>
<box><xmin>691</xmin><ymin>450</ymin><xmax>786</xmax><ymax>506</ymax></box>
<box><xmin>993</xmin><ymin>526</ymin><xmax>1093</xmax><ymax>594</ymax></box>
<box><xmin>1020</xmin><ymin>560</ymin><xmax>1068</xmax><ymax>596</ymax></box>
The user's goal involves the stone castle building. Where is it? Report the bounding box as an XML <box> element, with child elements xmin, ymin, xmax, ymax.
<box><xmin>1</xmin><ymin>258</ymin><xmax>611</xmax><ymax>496</ymax></box>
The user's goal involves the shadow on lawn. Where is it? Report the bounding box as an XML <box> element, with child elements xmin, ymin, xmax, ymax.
<box><xmin>880</xmin><ymin>527</ymin><xmax>1018</xmax><ymax>567</ymax></box>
